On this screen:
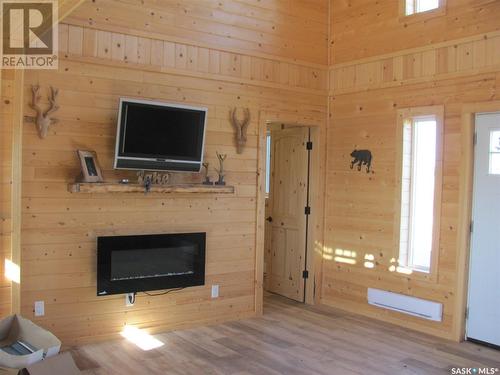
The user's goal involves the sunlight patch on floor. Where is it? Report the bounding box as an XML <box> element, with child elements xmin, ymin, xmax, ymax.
<box><xmin>121</xmin><ymin>326</ymin><xmax>164</xmax><ymax>351</ymax></box>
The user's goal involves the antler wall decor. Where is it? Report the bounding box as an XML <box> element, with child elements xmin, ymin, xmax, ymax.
<box><xmin>229</xmin><ymin>107</ymin><xmax>250</xmax><ymax>154</ymax></box>
<box><xmin>215</xmin><ymin>151</ymin><xmax>227</xmax><ymax>185</ymax></box>
<box><xmin>25</xmin><ymin>85</ymin><xmax>60</xmax><ymax>139</ymax></box>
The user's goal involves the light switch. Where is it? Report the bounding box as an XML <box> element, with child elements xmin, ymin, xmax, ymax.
<box><xmin>211</xmin><ymin>285</ymin><xmax>219</xmax><ymax>298</ymax></box>
<box><xmin>34</xmin><ymin>301</ymin><xmax>44</xmax><ymax>317</ymax></box>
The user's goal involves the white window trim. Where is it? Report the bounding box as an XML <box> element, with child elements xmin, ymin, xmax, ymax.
<box><xmin>405</xmin><ymin>0</ymin><xmax>439</xmax><ymax>16</ymax></box>
<box><xmin>399</xmin><ymin>0</ymin><xmax>446</xmax><ymax>23</ymax></box>
<box><xmin>394</xmin><ymin>106</ymin><xmax>444</xmax><ymax>281</ymax></box>
<box><xmin>265</xmin><ymin>131</ymin><xmax>271</xmax><ymax>198</ymax></box>
<box><xmin>488</xmin><ymin>129</ymin><xmax>500</xmax><ymax>175</ymax></box>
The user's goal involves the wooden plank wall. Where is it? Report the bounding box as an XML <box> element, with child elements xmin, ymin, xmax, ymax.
<box><xmin>0</xmin><ymin>71</ymin><xmax>14</xmax><ymax>316</ymax></box>
<box><xmin>0</xmin><ymin>0</ymin><xmax>86</xmax><ymax>319</ymax></box>
<box><xmin>8</xmin><ymin>0</ymin><xmax>499</xmax><ymax>346</ymax></box>
<box><xmin>56</xmin><ymin>24</ymin><xmax>327</xmax><ymax>92</ymax></box>
<box><xmin>330</xmin><ymin>0</ymin><xmax>500</xmax><ymax>65</ymax></box>
<box><xmin>14</xmin><ymin>0</ymin><xmax>328</xmax><ymax>346</ymax></box>
<box><xmin>65</xmin><ymin>0</ymin><xmax>329</xmax><ymax>65</ymax></box>
<box><xmin>330</xmin><ymin>31</ymin><xmax>500</xmax><ymax>94</ymax></box>
<box><xmin>324</xmin><ymin>0</ymin><xmax>500</xmax><ymax>340</ymax></box>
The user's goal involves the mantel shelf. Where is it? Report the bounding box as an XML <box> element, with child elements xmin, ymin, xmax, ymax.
<box><xmin>68</xmin><ymin>182</ymin><xmax>235</xmax><ymax>194</ymax></box>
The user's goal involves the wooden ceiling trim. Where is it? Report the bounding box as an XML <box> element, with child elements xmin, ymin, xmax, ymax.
<box><xmin>63</xmin><ymin>17</ymin><xmax>329</xmax><ymax>70</ymax></box>
<box><xmin>331</xmin><ymin>30</ymin><xmax>500</xmax><ymax>70</ymax></box>
<box><xmin>59</xmin><ymin>24</ymin><xmax>328</xmax><ymax>94</ymax></box>
<box><xmin>330</xmin><ymin>31</ymin><xmax>500</xmax><ymax>95</ymax></box>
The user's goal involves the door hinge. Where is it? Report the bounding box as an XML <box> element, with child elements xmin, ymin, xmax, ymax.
<box><xmin>304</xmin><ymin>206</ymin><xmax>311</xmax><ymax>215</ymax></box>
<box><xmin>306</xmin><ymin>141</ymin><xmax>313</xmax><ymax>150</ymax></box>
<box><xmin>473</xmin><ymin>132</ymin><xmax>477</xmax><ymax>146</ymax></box>
<box><xmin>470</xmin><ymin>220</ymin><xmax>474</xmax><ymax>234</ymax></box>
<box><xmin>302</xmin><ymin>270</ymin><xmax>309</xmax><ymax>279</ymax></box>
<box><xmin>465</xmin><ymin>307</ymin><xmax>469</xmax><ymax>320</ymax></box>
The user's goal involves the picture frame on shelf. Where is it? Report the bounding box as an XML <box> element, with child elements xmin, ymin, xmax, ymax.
<box><xmin>77</xmin><ymin>150</ymin><xmax>104</xmax><ymax>183</ymax></box>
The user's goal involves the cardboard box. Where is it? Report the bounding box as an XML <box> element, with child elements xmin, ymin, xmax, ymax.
<box><xmin>23</xmin><ymin>352</ymin><xmax>81</xmax><ymax>375</ymax></box>
<box><xmin>0</xmin><ymin>315</ymin><xmax>61</xmax><ymax>370</ymax></box>
<box><xmin>0</xmin><ymin>352</ymin><xmax>81</xmax><ymax>375</ymax></box>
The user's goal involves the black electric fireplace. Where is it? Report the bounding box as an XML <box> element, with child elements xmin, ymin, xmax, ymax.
<box><xmin>97</xmin><ymin>232</ymin><xmax>205</xmax><ymax>296</ymax></box>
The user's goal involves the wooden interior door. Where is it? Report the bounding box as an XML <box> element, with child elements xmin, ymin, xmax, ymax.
<box><xmin>264</xmin><ymin>126</ymin><xmax>310</xmax><ymax>302</ymax></box>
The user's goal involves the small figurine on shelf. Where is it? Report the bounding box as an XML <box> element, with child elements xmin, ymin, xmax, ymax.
<box><xmin>137</xmin><ymin>170</ymin><xmax>145</xmax><ymax>184</ymax></box>
<box><xmin>152</xmin><ymin>172</ymin><xmax>159</xmax><ymax>184</ymax></box>
<box><xmin>137</xmin><ymin>170</ymin><xmax>170</xmax><ymax>186</ymax></box>
<box><xmin>202</xmin><ymin>162</ymin><xmax>213</xmax><ymax>185</ymax></box>
<box><xmin>160</xmin><ymin>173</ymin><xmax>170</xmax><ymax>185</ymax></box>
<box><xmin>215</xmin><ymin>152</ymin><xmax>227</xmax><ymax>186</ymax></box>
<box><xmin>144</xmin><ymin>174</ymin><xmax>152</xmax><ymax>194</ymax></box>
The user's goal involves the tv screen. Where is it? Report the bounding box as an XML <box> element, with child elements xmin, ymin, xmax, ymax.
<box><xmin>114</xmin><ymin>99</ymin><xmax>207</xmax><ymax>172</ymax></box>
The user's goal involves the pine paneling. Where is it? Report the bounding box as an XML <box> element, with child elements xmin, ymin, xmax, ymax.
<box><xmin>6</xmin><ymin>0</ymin><xmax>498</xmax><ymax>347</ymax></box>
<box><xmin>330</xmin><ymin>31</ymin><xmax>500</xmax><ymax>94</ymax></box>
<box><xmin>330</xmin><ymin>0</ymin><xmax>500</xmax><ymax>64</ymax></box>
<box><xmin>0</xmin><ymin>70</ymin><xmax>14</xmax><ymax>317</ymax></box>
<box><xmin>324</xmin><ymin>0</ymin><xmax>500</xmax><ymax>340</ymax></box>
<box><xmin>65</xmin><ymin>0</ymin><xmax>329</xmax><ymax>65</ymax></box>
<box><xmin>325</xmin><ymin>0</ymin><xmax>500</xmax><ymax>342</ymax></box>
<box><xmin>324</xmin><ymin>69</ymin><xmax>500</xmax><ymax>340</ymax></box>
<box><xmin>18</xmin><ymin>7</ymin><xmax>327</xmax><ymax>344</ymax></box>
<box><xmin>59</xmin><ymin>24</ymin><xmax>327</xmax><ymax>93</ymax></box>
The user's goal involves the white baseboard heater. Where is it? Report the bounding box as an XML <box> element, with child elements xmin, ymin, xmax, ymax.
<box><xmin>367</xmin><ymin>288</ymin><xmax>443</xmax><ymax>322</ymax></box>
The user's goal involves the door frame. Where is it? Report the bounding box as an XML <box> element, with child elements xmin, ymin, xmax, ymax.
<box><xmin>455</xmin><ymin>100</ymin><xmax>500</xmax><ymax>341</ymax></box>
<box><xmin>255</xmin><ymin>111</ymin><xmax>326</xmax><ymax>313</ymax></box>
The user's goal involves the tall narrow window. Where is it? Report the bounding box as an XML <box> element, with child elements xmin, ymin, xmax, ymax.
<box><xmin>405</xmin><ymin>0</ymin><xmax>440</xmax><ymax>16</ymax></box>
<box><xmin>488</xmin><ymin>130</ymin><xmax>500</xmax><ymax>175</ymax></box>
<box><xmin>265</xmin><ymin>133</ymin><xmax>271</xmax><ymax>196</ymax></box>
<box><xmin>398</xmin><ymin>107</ymin><xmax>443</xmax><ymax>274</ymax></box>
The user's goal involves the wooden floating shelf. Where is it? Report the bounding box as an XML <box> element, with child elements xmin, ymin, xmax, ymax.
<box><xmin>68</xmin><ymin>182</ymin><xmax>235</xmax><ymax>194</ymax></box>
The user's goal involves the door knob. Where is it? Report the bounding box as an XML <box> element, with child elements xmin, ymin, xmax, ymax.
<box><xmin>266</xmin><ymin>216</ymin><xmax>273</xmax><ymax>222</ymax></box>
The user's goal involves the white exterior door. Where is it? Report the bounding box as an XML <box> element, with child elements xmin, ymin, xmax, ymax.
<box><xmin>467</xmin><ymin>113</ymin><xmax>500</xmax><ymax>347</ymax></box>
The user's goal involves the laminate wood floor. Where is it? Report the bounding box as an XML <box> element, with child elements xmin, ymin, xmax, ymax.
<box><xmin>70</xmin><ymin>294</ymin><xmax>500</xmax><ymax>374</ymax></box>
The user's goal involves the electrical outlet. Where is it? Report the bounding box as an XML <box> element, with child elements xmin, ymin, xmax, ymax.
<box><xmin>34</xmin><ymin>301</ymin><xmax>44</xmax><ymax>317</ymax></box>
<box><xmin>211</xmin><ymin>284</ymin><xmax>219</xmax><ymax>298</ymax></box>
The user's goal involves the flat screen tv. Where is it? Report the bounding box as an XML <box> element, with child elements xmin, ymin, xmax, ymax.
<box><xmin>114</xmin><ymin>98</ymin><xmax>207</xmax><ymax>172</ymax></box>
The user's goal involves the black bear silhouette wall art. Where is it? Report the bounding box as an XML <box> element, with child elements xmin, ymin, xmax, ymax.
<box><xmin>350</xmin><ymin>149</ymin><xmax>372</xmax><ymax>173</ymax></box>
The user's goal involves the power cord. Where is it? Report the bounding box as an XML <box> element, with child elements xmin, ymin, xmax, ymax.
<box><xmin>127</xmin><ymin>292</ymin><xmax>136</xmax><ymax>304</ymax></box>
<box><xmin>143</xmin><ymin>287</ymin><xmax>184</xmax><ymax>297</ymax></box>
